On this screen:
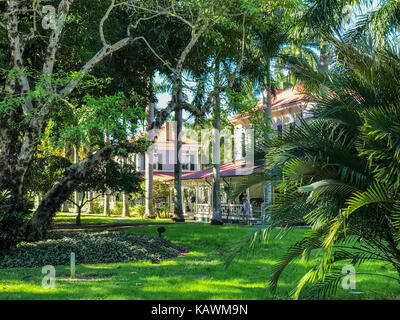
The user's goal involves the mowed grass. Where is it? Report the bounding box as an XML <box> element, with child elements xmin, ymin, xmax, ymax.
<box><xmin>53</xmin><ymin>212</ymin><xmax>173</xmax><ymax>225</ymax></box>
<box><xmin>0</xmin><ymin>222</ymin><xmax>400</xmax><ymax>300</ymax></box>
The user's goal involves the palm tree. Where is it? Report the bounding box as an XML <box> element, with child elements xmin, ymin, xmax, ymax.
<box><xmin>211</xmin><ymin>58</ymin><xmax>223</xmax><ymax>225</ymax></box>
<box><xmin>144</xmin><ymin>77</ymin><xmax>156</xmax><ymax>219</ymax></box>
<box><xmin>269</xmin><ymin>37</ymin><xmax>400</xmax><ymax>299</ymax></box>
<box><xmin>228</xmin><ymin>34</ymin><xmax>400</xmax><ymax>299</ymax></box>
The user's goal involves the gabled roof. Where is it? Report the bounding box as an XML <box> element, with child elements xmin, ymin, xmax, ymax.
<box><xmin>268</xmin><ymin>84</ymin><xmax>308</xmax><ymax>110</ymax></box>
<box><xmin>229</xmin><ymin>84</ymin><xmax>308</xmax><ymax>123</ymax></box>
<box><xmin>154</xmin><ymin>123</ymin><xmax>200</xmax><ymax>145</ymax></box>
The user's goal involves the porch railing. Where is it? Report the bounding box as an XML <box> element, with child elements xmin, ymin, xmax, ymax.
<box><xmin>195</xmin><ymin>203</ymin><xmax>264</xmax><ymax>221</ymax></box>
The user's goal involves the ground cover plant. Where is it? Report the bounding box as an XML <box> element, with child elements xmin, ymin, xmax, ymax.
<box><xmin>0</xmin><ymin>230</ymin><xmax>187</xmax><ymax>268</ymax></box>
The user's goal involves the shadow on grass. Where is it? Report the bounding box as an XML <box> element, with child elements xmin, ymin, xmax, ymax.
<box><xmin>1</xmin><ymin>223</ymin><xmax>399</xmax><ymax>300</ymax></box>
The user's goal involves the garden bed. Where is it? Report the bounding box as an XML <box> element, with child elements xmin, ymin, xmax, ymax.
<box><xmin>0</xmin><ymin>231</ymin><xmax>189</xmax><ymax>268</ymax></box>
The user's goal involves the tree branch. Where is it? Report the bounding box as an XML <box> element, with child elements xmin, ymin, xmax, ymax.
<box><xmin>5</xmin><ymin>0</ymin><xmax>33</xmax><ymax>114</ymax></box>
<box><xmin>42</xmin><ymin>0</ymin><xmax>73</xmax><ymax>76</ymax></box>
<box><xmin>99</xmin><ymin>0</ymin><xmax>115</xmax><ymax>47</ymax></box>
<box><xmin>60</xmin><ymin>36</ymin><xmax>141</xmax><ymax>97</ymax></box>
<box><xmin>26</xmin><ymin>138</ymin><xmax>149</xmax><ymax>240</ymax></box>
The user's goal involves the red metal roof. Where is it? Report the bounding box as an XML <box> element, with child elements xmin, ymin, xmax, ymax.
<box><xmin>162</xmin><ymin>160</ymin><xmax>262</xmax><ymax>182</ymax></box>
<box><xmin>268</xmin><ymin>84</ymin><xmax>307</xmax><ymax>109</ymax></box>
<box><xmin>230</xmin><ymin>84</ymin><xmax>308</xmax><ymax>122</ymax></box>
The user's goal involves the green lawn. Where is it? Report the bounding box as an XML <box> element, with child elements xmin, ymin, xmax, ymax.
<box><xmin>53</xmin><ymin>212</ymin><xmax>173</xmax><ymax>226</ymax></box>
<box><xmin>0</xmin><ymin>222</ymin><xmax>399</xmax><ymax>300</ymax></box>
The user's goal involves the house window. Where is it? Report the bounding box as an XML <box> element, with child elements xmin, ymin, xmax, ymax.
<box><xmin>182</xmin><ymin>152</ymin><xmax>195</xmax><ymax>171</ymax></box>
<box><xmin>190</xmin><ymin>154</ymin><xmax>195</xmax><ymax>171</ymax></box>
<box><xmin>158</xmin><ymin>153</ymin><xmax>163</xmax><ymax>171</ymax></box>
<box><xmin>153</xmin><ymin>153</ymin><xmax>157</xmax><ymax>170</ymax></box>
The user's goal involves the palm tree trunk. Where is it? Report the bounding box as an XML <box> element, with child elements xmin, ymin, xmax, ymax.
<box><xmin>263</xmin><ymin>58</ymin><xmax>272</xmax><ymax>123</ymax></box>
<box><xmin>173</xmin><ymin>80</ymin><xmax>184</xmax><ymax>222</ymax></box>
<box><xmin>122</xmin><ymin>157</ymin><xmax>130</xmax><ymax>217</ymax></box>
<box><xmin>103</xmin><ymin>133</ymin><xmax>110</xmax><ymax>216</ymax></box>
<box><xmin>145</xmin><ymin>97</ymin><xmax>155</xmax><ymax>218</ymax></box>
<box><xmin>211</xmin><ymin>59</ymin><xmax>223</xmax><ymax>225</ymax></box>
<box><xmin>263</xmin><ymin>59</ymin><xmax>273</xmax><ymax>217</ymax></box>
<box><xmin>73</xmin><ymin>145</ymin><xmax>79</xmax><ymax>213</ymax></box>
<box><xmin>62</xmin><ymin>147</ymin><xmax>70</xmax><ymax>213</ymax></box>
<box><xmin>122</xmin><ymin>192</ymin><xmax>130</xmax><ymax>217</ymax></box>
<box><xmin>103</xmin><ymin>193</ymin><xmax>110</xmax><ymax>216</ymax></box>
<box><xmin>319</xmin><ymin>36</ymin><xmax>329</xmax><ymax>75</ymax></box>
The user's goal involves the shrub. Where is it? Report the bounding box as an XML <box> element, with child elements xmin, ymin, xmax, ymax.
<box><xmin>0</xmin><ymin>190</ymin><xmax>31</xmax><ymax>251</ymax></box>
<box><xmin>92</xmin><ymin>198</ymin><xmax>103</xmax><ymax>214</ymax></box>
<box><xmin>0</xmin><ymin>231</ymin><xmax>188</xmax><ymax>268</ymax></box>
<box><xmin>132</xmin><ymin>205</ymin><xmax>145</xmax><ymax>218</ymax></box>
<box><xmin>157</xmin><ymin>205</ymin><xmax>170</xmax><ymax>219</ymax></box>
<box><xmin>114</xmin><ymin>201</ymin><xmax>123</xmax><ymax>213</ymax></box>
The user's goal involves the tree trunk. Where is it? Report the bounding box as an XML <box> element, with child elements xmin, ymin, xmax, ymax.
<box><xmin>73</xmin><ymin>145</ymin><xmax>79</xmax><ymax>213</ymax></box>
<box><xmin>34</xmin><ymin>194</ymin><xmax>40</xmax><ymax>210</ymax></box>
<box><xmin>263</xmin><ymin>58</ymin><xmax>272</xmax><ymax>124</ymax></box>
<box><xmin>25</xmin><ymin>141</ymin><xmax>147</xmax><ymax>241</ymax></box>
<box><xmin>76</xmin><ymin>207</ymin><xmax>82</xmax><ymax>226</ymax></box>
<box><xmin>173</xmin><ymin>81</ymin><xmax>184</xmax><ymax>222</ymax></box>
<box><xmin>122</xmin><ymin>193</ymin><xmax>130</xmax><ymax>217</ymax></box>
<box><xmin>122</xmin><ymin>157</ymin><xmax>130</xmax><ymax>217</ymax></box>
<box><xmin>263</xmin><ymin>59</ymin><xmax>273</xmax><ymax>217</ymax></box>
<box><xmin>145</xmin><ymin>91</ymin><xmax>155</xmax><ymax>218</ymax></box>
<box><xmin>319</xmin><ymin>36</ymin><xmax>329</xmax><ymax>98</ymax></box>
<box><xmin>103</xmin><ymin>193</ymin><xmax>110</xmax><ymax>216</ymax></box>
<box><xmin>319</xmin><ymin>37</ymin><xmax>329</xmax><ymax>75</ymax></box>
<box><xmin>1</xmin><ymin>0</ymin><xmax>152</xmax><ymax>245</ymax></box>
<box><xmin>211</xmin><ymin>59</ymin><xmax>223</xmax><ymax>225</ymax></box>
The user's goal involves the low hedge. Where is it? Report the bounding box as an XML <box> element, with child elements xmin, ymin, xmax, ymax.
<box><xmin>0</xmin><ymin>231</ymin><xmax>188</xmax><ymax>268</ymax></box>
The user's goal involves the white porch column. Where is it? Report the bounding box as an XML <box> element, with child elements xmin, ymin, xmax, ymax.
<box><xmin>208</xmin><ymin>187</ymin><xmax>212</xmax><ymax>216</ymax></box>
<box><xmin>246</xmin><ymin>187</ymin><xmax>252</xmax><ymax>217</ymax></box>
<box><xmin>110</xmin><ymin>195</ymin><xmax>116</xmax><ymax>210</ymax></box>
<box><xmin>194</xmin><ymin>186</ymin><xmax>199</xmax><ymax>214</ymax></box>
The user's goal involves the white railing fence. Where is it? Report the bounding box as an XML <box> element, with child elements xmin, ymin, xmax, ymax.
<box><xmin>194</xmin><ymin>203</ymin><xmax>264</xmax><ymax>223</ymax></box>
